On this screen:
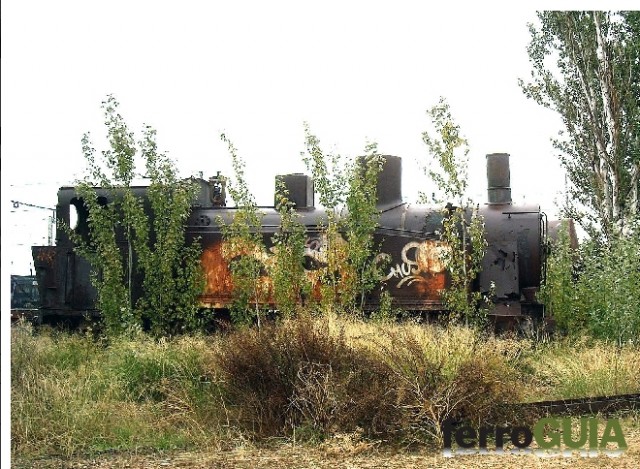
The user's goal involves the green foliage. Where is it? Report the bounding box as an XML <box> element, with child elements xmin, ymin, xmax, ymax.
<box><xmin>370</xmin><ymin>289</ymin><xmax>396</xmax><ymax>323</ymax></box>
<box><xmin>69</xmin><ymin>97</ymin><xmax>141</xmax><ymax>334</ymax></box>
<box><xmin>539</xmin><ymin>221</ymin><xmax>582</xmax><ymax>333</ymax></box>
<box><xmin>522</xmin><ymin>12</ymin><xmax>640</xmax><ymax>341</ymax></box>
<box><xmin>421</xmin><ymin>98</ymin><xmax>468</xmax><ymax>203</ymax></box>
<box><xmin>217</xmin><ymin>134</ymin><xmax>268</xmax><ymax>326</ymax></box>
<box><xmin>520</xmin><ymin>11</ymin><xmax>640</xmax><ymax>242</ymax></box>
<box><xmin>421</xmin><ymin>98</ymin><xmax>489</xmax><ymax>326</ymax></box>
<box><xmin>438</xmin><ymin>206</ymin><xmax>488</xmax><ymax>326</ymax></box>
<box><xmin>302</xmin><ymin>125</ymin><xmax>383</xmax><ymax>313</ymax></box>
<box><xmin>130</xmin><ymin>126</ymin><xmax>204</xmax><ymax>336</ymax></box>
<box><xmin>271</xmin><ymin>179</ymin><xmax>312</xmax><ymax>316</ymax></box>
<box><xmin>344</xmin><ymin>144</ymin><xmax>386</xmax><ymax>309</ymax></box>
<box><xmin>302</xmin><ymin>124</ymin><xmax>348</xmax><ymax>311</ymax></box>
<box><xmin>301</xmin><ymin>123</ymin><xmax>348</xmax><ymax>212</ymax></box>
<box><xmin>541</xmin><ymin>220</ymin><xmax>640</xmax><ymax>344</ymax></box>
<box><xmin>217</xmin><ymin>125</ymin><xmax>383</xmax><ymax>318</ymax></box>
<box><xmin>578</xmin><ymin>231</ymin><xmax>640</xmax><ymax>344</ymax></box>
<box><xmin>68</xmin><ymin>96</ymin><xmax>203</xmax><ymax>337</ymax></box>
<box><xmin>219</xmin><ymin>127</ymin><xmax>382</xmax><ymax>320</ymax></box>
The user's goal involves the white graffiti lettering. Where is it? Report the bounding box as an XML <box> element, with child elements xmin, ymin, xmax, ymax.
<box><xmin>376</xmin><ymin>240</ymin><xmax>447</xmax><ymax>288</ymax></box>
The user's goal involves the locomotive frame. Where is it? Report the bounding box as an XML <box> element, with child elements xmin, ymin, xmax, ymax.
<box><xmin>30</xmin><ymin>153</ymin><xmax>572</xmax><ymax>328</ymax></box>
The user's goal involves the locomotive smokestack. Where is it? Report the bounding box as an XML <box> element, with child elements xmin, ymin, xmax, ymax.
<box><xmin>375</xmin><ymin>155</ymin><xmax>402</xmax><ymax>208</ymax></box>
<box><xmin>357</xmin><ymin>155</ymin><xmax>403</xmax><ymax>208</ymax></box>
<box><xmin>486</xmin><ymin>153</ymin><xmax>512</xmax><ymax>205</ymax></box>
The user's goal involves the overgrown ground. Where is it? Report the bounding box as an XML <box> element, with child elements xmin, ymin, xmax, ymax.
<box><xmin>11</xmin><ymin>424</ymin><xmax>640</xmax><ymax>469</ymax></box>
<box><xmin>11</xmin><ymin>316</ymin><xmax>640</xmax><ymax>466</ymax></box>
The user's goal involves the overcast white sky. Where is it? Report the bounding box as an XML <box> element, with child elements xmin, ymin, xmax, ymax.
<box><xmin>2</xmin><ymin>1</ymin><xmax>579</xmax><ymax>278</ymax></box>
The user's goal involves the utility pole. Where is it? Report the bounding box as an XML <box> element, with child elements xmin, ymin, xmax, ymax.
<box><xmin>10</xmin><ymin>200</ymin><xmax>56</xmax><ymax>245</ymax></box>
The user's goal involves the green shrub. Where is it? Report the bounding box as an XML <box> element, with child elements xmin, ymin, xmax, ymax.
<box><xmin>542</xmin><ymin>221</ymin><xmax>640</xmax><ymax>344</ymax></box>
<box><xmin>578</xmin><ymin>233</ymin><xmax>640</xmax><ymax>344</ymax></box>
<box><xmin>539</xmin><ymin>221</ymin><xmax>583</xmax><ymax>332</ymax></box>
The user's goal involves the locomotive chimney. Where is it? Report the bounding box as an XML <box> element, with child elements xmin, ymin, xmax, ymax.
<box><xmin>486</xmin><ymin>153</ymin><xmax>512</xmax><ymax>205</ymax></box>
<box><xmin>275</xmin><ymin>173</ymin><xmax>314</xmax><ymax>209</ymax></box>
<box><xmin>357</xmin><ymin>154</ymin><xmax>403</xmax><ymax>208</ymax></box>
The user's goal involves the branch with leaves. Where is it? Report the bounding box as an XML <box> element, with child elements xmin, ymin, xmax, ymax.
<box><xmin>421</xmin><ymin>98</ymin><xmax>489</xmax><ymax>326</ymax></box>
<box><xmin>217</xmin><ymin>133</ymin><xmax>269</xmax><ymax>326</ymax></box>
<box><xmin>68</xmin><ymin>96</ymin><xmax>203</xmax><ymax>337</ymax></box>
<box><xmin>302</xmin><ymin>125</ymin><xmax>384</xmax><ymax>314</ymax></box>
<box><xmin>520</xmin><ymin>11</ymin><xmax>639</xmax><ymax>242</ymax></box>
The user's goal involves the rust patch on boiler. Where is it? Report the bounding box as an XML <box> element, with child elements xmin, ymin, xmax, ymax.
<box><xmin>200</xmin><ymin>241</ymin><xmax>234</xmax><ymax>306</ymax></box>
<box><xmin>200</xmin><ymin>239</ymin><xmax>274</xmax><ymax>308</ymax></box>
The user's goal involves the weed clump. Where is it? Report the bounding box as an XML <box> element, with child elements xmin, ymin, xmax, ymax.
<box><xmin>11</xmin><ymin>324</ymin><xmax>222</xmax><ymax>458</ymax></box>
<box><xmin>214</xmin><ymin>318</ymin><xmax>525</xmax><ymax>444</ymax></box>
<box><xmin>215</xmin><ymin>316</ymin><xmax>393</xmax><ymax>440</ymax></box>
<box><xmin>362</xmin><ymin>325</ymin><xmax>523</xmax><ymax>444</ymax></box>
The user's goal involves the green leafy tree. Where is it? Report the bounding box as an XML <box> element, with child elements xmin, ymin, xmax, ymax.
<box><xmin>218</xmin><ymin>133</ymin><xmax>269</xmax><ymax>326</ymax></box>
<box><xmin>302</xmin><ymin>125</ymin><xmax>349</xmax><ymax>311</ymax></box>
<box><xmin>302</xmin><ymin>125</ymin><xmax>383</xmax><ymax>314</ymax></box>
<box><xmin>344</xmin><ymin>144</ymin><xmax>385</xmax><ymax>309</ymax></box>
<box><xmin>421</xmin><ymin>97</ymin><xmax>489</xmax><ymax>326</ymax></box>
<box><xmin>578</xmin><ymin>227</ymin><xmax>640</xmax><ymax>344</ymax></box>
<box><xmin>538</xmin><ymin>221</ymin><xmax>583</xmax><ymax>333</ymax></box>
<box><xmin>520</xmin><ymin>11</ymin><xmax>640</xmax><ymax>242</ymax></box>
<box><xmin>271</xmin><ymin>179</ymin><xmax>311</xmax><ymax>316</ymax></box>
<box><xmin>70</xmin><ymin>97</ymin><xmax>140</xmax><ymax>334</ymax></box>
<box><xmin>69</xmin><ymin>96</ymin><xmax>203</xmax><ymax>336</ymax></box>
<box><xmin>129</xmin><ymin>126</ymin><xmax>204</xmax><ymax>335</ymax></box>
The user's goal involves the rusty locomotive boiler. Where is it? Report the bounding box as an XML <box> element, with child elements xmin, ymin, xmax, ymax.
<box><xmin>31</xmin><ymin>153</ymin><xmax>563</xmax><ymax>327</ymax></box>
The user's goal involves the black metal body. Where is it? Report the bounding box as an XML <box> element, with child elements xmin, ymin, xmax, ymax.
<box><xmin>29</xmin><ymin>154</ymin><xmax>553</xmax><ymax>327</ymax></box>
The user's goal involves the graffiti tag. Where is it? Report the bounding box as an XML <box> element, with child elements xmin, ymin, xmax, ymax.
<box><xmin>377</xmin><ymin>240</ymin><xmax>447</xmax><ymax>288</ymax></box>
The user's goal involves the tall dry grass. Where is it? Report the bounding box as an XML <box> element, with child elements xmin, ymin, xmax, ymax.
<box><xmin>11</xmin><ymin>316</ymin><xmax>640</xmax><ymax>460</ymax></box>
<box><xmin>212</xmin><ymin>315</ymin><xmax>531</xmax><ymax>446</ymax></box>
<box><xmin>521</xmin><ymin>337</ymin><xmax>640</xmax><ymax>400</ymax></box>
<box><xmin>11</xmin><ymin>322</ymin><xmax>227</xmax><ymax>458</ymax></box>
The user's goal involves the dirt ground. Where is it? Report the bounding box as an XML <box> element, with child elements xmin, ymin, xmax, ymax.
<box><xmin>12</xmin><ymin>426</ymin><xmax>640</xmax><ymax>469</ymax></box>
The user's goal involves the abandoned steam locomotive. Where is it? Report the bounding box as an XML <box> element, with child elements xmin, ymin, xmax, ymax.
<box><xmin>31</xmin><ymin>153</ymin><xmax>567</xmax><ymax>327</ymax></box>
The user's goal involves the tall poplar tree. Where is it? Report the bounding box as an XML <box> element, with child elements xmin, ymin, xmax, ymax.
<box><xmin>520</xmin><ymin>11</ymin><xmax>640</xmax><ymax>242</ymax></box>
<box><xmin>71</xmin><ymin>96</ymin><xmax>203</xmax><ymax>336</ymax></box>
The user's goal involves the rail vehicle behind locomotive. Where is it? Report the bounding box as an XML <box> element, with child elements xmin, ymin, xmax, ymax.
<box><xmin>10</xmin><ymin>274</ymin><xmax>41</xmax><ymax>324</ymax></box>
<box><xmin>32</xmin><ymin>153</ymin><xmax>566</xmax><ymax>327</ymax></box>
